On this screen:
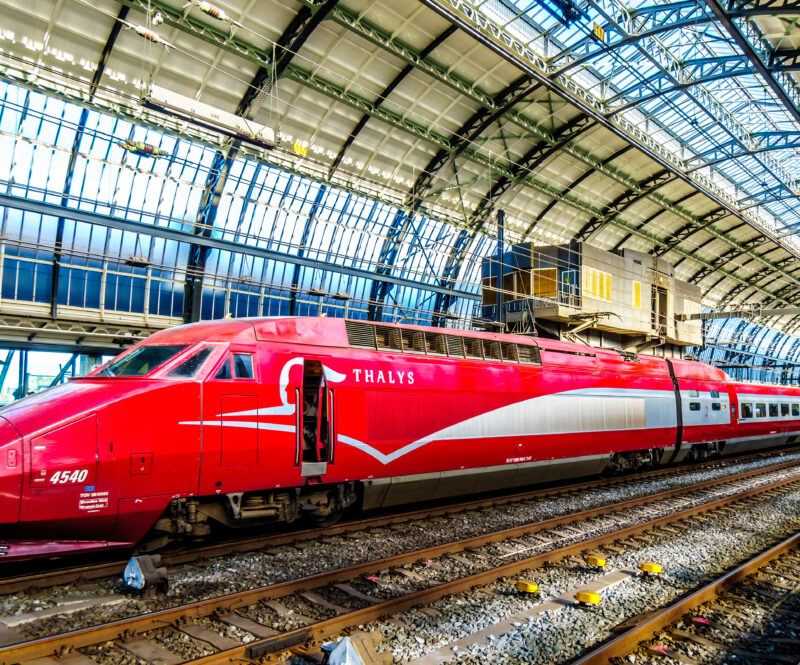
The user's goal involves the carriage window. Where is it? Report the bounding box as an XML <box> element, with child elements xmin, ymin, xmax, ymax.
<box><xmin>214</xmin><ymin>357</ymin><xmax>231</xmax><ymax>380</ymax></box>
<box><xmin>756</xmin><ymin>403</ymin><xmax>766</xmax><ymax>417</ymax></box>
<box><xmin>168</xmin><ymin>347</ymin><xmax>213</xmax><ymax>377</ymax></box>
<box><xmin>793</xmin><ymin>404</ymin><xmax>799</xmax><ymax>417</ymax></box>
<box><xmin>689</xmin><ymin>402</ymin><xmax>701</xmax><ymax>411</ymax></box>
<box><xmin>769</xmin><ymin>403</ymin><xmax>779</xmax><ymax>417</ymax></box>
<box><xmin>688</xmin><ymin>390</ymin><xmax>699</xmax><ymax>397</ymax></box>
<box><xmin>782</xmin><ymin>403</ymin><xmax>790</xmax><ymax>417</ymax></box>
<box><xmin>741</xmin><ymin>403</ymin><xmax>753</xmax><ymax>418</ymax></box>
<box><xmin>710</xmin><ymin>390</ymin><xmax>720</xmax><ymax>398</ymax></box>
<box><xmin>712</xmin><ymin>403</ymin><xmax>721</xmax><ymax>411</ymax></box>
<box><xmin>234</xmin><ymin>354</ymin><xmax>254</xmax><ymax>379</ymax></box>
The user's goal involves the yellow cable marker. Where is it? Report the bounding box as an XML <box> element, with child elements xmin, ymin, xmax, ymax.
<box><xmin>574</xmin><ymin>590</ymin><xmax>602</xmax><ymax>605</ymax></box>
<box><xmin>586</xmin><ymin>555</ymin><xmax>606</xmax><ymax>567</ymax></box>
<box><xmin>639</xmin><ymin>562</ymin><xmax>664</xmax><ymax>574</ymax></box>
<box><xmin>515</xmin><ymin>580</ymin><xmax>539</xmax><ymax>594</ymax></box>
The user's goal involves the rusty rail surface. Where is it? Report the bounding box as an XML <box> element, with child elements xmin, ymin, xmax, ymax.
<box><xmin>570</xmin><ymin>531</ymin><xmax>800</xmax><ymax>665</ymax></box>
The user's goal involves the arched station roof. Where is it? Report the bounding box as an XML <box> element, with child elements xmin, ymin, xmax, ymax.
<box><xmin>1</xmin><ymin>0</ymin><xmax>800</xmax><ymax>360</ymax></box>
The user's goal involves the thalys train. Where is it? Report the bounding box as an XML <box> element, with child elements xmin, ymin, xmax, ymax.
<box><xmin>0</xmin><ymin>316</ymin><xmax>799</xmax><ymax>560</ymax></box>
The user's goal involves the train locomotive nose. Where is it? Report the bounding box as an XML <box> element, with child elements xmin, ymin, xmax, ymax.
<box><xmin>0</xmin><ymin>415</ymin><xmax>22</xmax><ymax>535</ymax></box>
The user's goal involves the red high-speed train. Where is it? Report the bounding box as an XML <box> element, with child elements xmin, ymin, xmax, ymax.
<box><xmin>0</xmin><ymin>316</ymin><xmax>798</xmax><ymax>561</ymax></box>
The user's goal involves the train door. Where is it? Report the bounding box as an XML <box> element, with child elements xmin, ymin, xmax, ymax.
<box><xmin>0</xmin><ymin>417</ymin><xmax>22</xmax><ymax>530</ymax></box>
<box><xmin>199</xmin><ymin>347</ymin><xmax>259</xmax><ymax>494</ymax></box>
<box><xmin>296</xmin><ymin>359</ymin><xmax>335</xmax><ymax>478</ymax></box>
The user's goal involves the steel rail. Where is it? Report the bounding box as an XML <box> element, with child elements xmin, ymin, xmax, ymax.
<box><xmin>569</xmin><ymin>531</ymin><xmax>800</xmax><ymax>665</ymax></box>
<box><xmin>1</xmin><ymin>448</ymin><xmax>791</xmax><ymax>596</ymax></box>
<box><xmin>1</xmin><ymin>460</ymin><xmax>798</xmax><ymax>665</ymax></box>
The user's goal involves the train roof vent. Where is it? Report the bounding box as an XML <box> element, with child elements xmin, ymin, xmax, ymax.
<box><xmin>500</xmin><ymin>341</ymin><xmax>517</xmax><ymax>362</ymax></box>
<box><xmin>375</xmin><ymin>325</ymin><xmax>402</xmax><ymax>351</ymax></box>
<box><xmin>618</xmin><ymin>350</ymin><xmax>639</xmax><ymax>362</ymax></box>
<box><xmin>446</xmin><ymin>335</ymin><xmax>465</xmax><ymax>358</ymax></box>
<box><xmin>425</xmin><ymin>331</ymin><xmax>447</xmax><ymax>355</ymax></box>
<box><xmin>483</xmin><ymin>340</ymin><xmax>502</xmax><ymax>360</ymax></box>
<box><xmin>401</xmin><ymin>328</ymin><xmax>425</xmax><ymax>353</ymax></box>
<box><xmin>464</xmin><ymin>337</ymin><xmax>484</xmax><ymax>359</ymax></box>
<box><xmin>345</xmin><ymin>320</ymin><xmax>377</xmax><ymax>349</ymax></box>
<box><xmin>517</xmin><ymin>344</ymin><xmax>541</xmax><ymax>365</ymax></box>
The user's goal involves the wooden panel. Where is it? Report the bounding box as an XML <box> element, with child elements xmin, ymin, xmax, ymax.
<box><xmin>532</xmin><ymin>268</ymin><xmax>557</xmax><ymax>298</ymax></box>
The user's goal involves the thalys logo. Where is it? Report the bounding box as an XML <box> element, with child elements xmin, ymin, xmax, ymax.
<box><xmin>179</xmin><ymin>358</ymin><xmax>420</xmax><ymax>464</ymax></box>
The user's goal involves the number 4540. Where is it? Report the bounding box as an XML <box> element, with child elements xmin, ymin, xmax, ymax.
<box><xmin>49</xmin><ymin>469</ymin><xmax>88</xmax><ymax>484</ymax></box>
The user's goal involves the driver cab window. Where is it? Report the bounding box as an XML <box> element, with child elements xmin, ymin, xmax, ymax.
<box><xmin>214</xmin><ymin>353</ymin><xmax>254</xmax><ymax>380</ymax></box>
<box><xmin>234</xmin><ymin>354</ymin><xmax>253</xmax><ymax>379</ymax></box>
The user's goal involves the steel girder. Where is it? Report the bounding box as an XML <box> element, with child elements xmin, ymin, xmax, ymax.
<box><xmin>288</xmin><ymin>185</ymin><xmax>330</xmax><ymax>316</ymax></box>
<box><xmin>106</xmin><ymin>0</ymin><xmax>800</xmax><ymax>317</ymax></box>
<box><xmin>549</xmin><ymin>0</ymin><xmax>800</xmax><ymax>75</ymax></box>
<box><xmin>328</xmin><ymin>25</ymin><xmax>457</xmax><ymax>178</ymax></box>
<box><xmin>0</xmin><ymin>193</ymin><xmax>478</xmax><ymax>303</ymax></box>
<box><xmin>368</xmin><ymin>82</ymin><xmax>574</xmax><ymax>321</ymax></box>
<box><xmin>181</xmin><ymin>1</ymin><xmax>338</xmax><ymax>322</ymax></box>
<box><xmin>706</xmin><ymin>0</ymin><xmax>800</xmax><ymax>127</ymax></box>
<box><xmin>685</xmin><ymin>132</ymin><xmax>800</xmax><ymax>170</ymax></box>
<box><xmin>652</xmin><ymin>207</ymin><xmax>729</xmax><ymax>258</ymax></box>
<box><xmin>612</xmin><ymin>190</ymin><xmax>702</xmax><ymax>253</ymax></box>
<box><xmin>428</xmin><ymin>114</ymin><xmax>595</xmax><ymax>324</ymax></box>
<box><xmin>116</xmin><ymin>0</ymin><xmax>791</xmax><ymax>307</ymax></box>
<box><xmin>405</xmin><ymin>74</ymin><xmax>542</xmax><ymax>211</ymax></box>
<box><xmin>605</xmin><ymin>56</ymin><xmax>757</xmax><ymax>111</ymax></box>
<box><xmin>51</xmin><ymin>6</ymin><xmax>129</xmax><ymax>319</ymax></box>
<box><xmin>574</xmin><ymin>169</ymin><xmax>675</xmax><ymax>242</ymax></box>
<box><xmin>419</xmin><ymin>0</ymin><xmax>800</xmax><ymax>288</ymax></box>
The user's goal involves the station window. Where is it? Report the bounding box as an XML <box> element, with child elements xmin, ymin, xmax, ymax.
<box><xmin>688</xmin><ymin>389</ymin><xmax>699</xmax><ymax>397</ymax></box>
<box><xmin>781</xmin><ymin>403</ymin><xmax>790</xmax><ymax>417</ymax></box>
<box><xmin>234</xmin><ymin>354</ymin><xmax>254</xmax><ymax>379</ymax></box>
<box><xmin>712</xmin><ymin>403</ymin><xmax>721</xmax><ymax>411</ymax></box>
<box><xmin>769</xmin><ymin>404</ymin><xmax>779</xmax><ymax>417</ymax></box>
<box><xmin>793</xmin><ymin>404</ymin><xmax>800</xmax><ymax>417</ymax></box>
<box><xmin>741</xmin><ymin>403</ymin><xmax>753</xmax><ymax>418</ymax></box>
<box><xmin>168</xmin><ymin>347</ymin><xmax>213</xmax><ymax>378</ymax></box>
<box><xmin>689</xmin><ymin>402</ymin><xmax>701</xmax><ymax>411</ymax></box>
<box><xmin>710</xmin><ymin>390</ymin><xmax>720</xmax><ymax>398</ymax></box>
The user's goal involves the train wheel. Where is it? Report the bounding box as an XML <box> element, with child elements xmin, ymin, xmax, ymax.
<box><xmin>312</xmin><ymin>507</ymin><xmax>344</xmax><ymax>527</ymax></box>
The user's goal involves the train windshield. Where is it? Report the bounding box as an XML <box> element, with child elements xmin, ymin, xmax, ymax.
<box><xmin>97</xmin><ymin>345</ymin><xmax>189</xmax><ymax>377</ymax></box>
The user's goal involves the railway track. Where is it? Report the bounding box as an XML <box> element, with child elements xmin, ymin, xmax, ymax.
<box><xmin>1</xmin><ymin>448</ymin><xmax>794</xmax><ymax>597</ymax></box>
<box><xmin>2</xmin><ymin>455</ymin><xmax>800</xmax><ymax>665</ymax></box>
<box><xmin>572</xmin><ymin>531</ymin><xmax>800</xmax><ymax>665</ymax></box>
